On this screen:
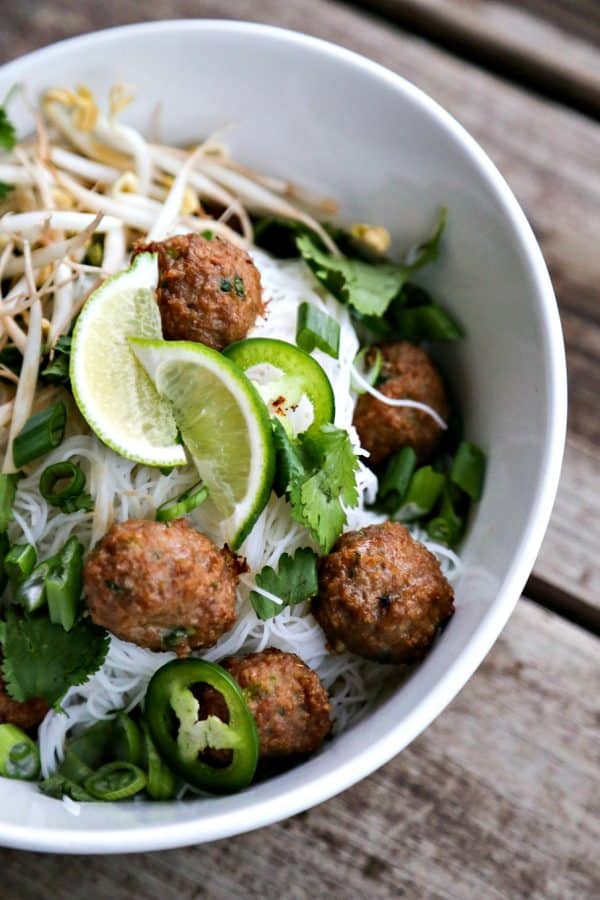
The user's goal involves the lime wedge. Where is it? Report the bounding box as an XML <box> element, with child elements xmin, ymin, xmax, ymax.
<box><xmin>70</xmin><ymin>253</ymin><xmax>187</xmax><ymax>467</ymax></box>
<box><xmin>130</xmin><ymin>338</ymin><xmax>275</xmax><ymax>549</ymax></box>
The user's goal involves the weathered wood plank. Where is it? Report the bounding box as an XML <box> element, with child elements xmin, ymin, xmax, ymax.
<box><xmin>1</xmin><ymin>0</ymin><xmax>599</xmax><ymax>613</ymax></box>
<box><xmin>0</xmin><ymin>598</ymin><xmax>597</xmax><ymax>898</ymax></box>
<box><xmin>357</xmin><ymin>0</ymin><xmax>600</xmax><ymax>117</ymax></box>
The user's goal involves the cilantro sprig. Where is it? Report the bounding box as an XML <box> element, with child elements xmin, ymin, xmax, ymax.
<box><xmin>1</xmin><ymin>611</ymin><xmax>109</xmax><ymax>709</ymax></box>
<box><xmin>0</xmin><ymin>86</ymin><xmax>19</xmax><ymax>202</ymax></box>
<box><xmin>250</xmin><ymin>547</ymin><xmax>318</xmax><ymax>620</ymax></box>
<box><xmin>273</xmin><ymin>420</ymin><xmax>359</xmax><ymax>552</ymax></box>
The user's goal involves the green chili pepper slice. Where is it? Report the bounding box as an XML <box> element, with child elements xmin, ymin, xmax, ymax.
<box><xmin>224</xmin><ymin>337</ymin><xmax>334</xmax><ymax>438</ymax></box>
<box><xmin>144</xmin><ymin>659</ymin><xmax>259</xmax><ymax>794</ymax></box>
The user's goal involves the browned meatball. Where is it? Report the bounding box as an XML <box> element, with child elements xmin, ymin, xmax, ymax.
<box><xmin>207</xmin><ymin>649</ymin><xmax>331</xmax><ymax>759</ymax></box>
<box><xmin>84</xmin><ymin>518</ymin><xmax>239</xmax><ymax>655</ymax></box>
<box><xmin>313</xmin><ymin>521</ymin><xmax>454</xmax><ymax>664</ymax></box>
<box><xmin>135</xmin><ymin>233</ymin><xmax>263</xmax><ymax>350</ymax></box>
<box><xmin>0</xmin><ymin>665</ymin><xmax>48</xmax><ymax>730</ymax></box>
<box><xmin>353</xmin><ymin>341</ymin><xmax>449</xmax><ymax>465</ymax></box>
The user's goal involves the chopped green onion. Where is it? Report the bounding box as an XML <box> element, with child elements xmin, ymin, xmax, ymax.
<box><xmin>12</xmin><ymin>402</ymin><xmax>66</xmax><ymax>469</ymax></box>
<box><xmin>392</xmin><ymin>303</ymin><xmax>464</xmax><ymax>343</ymax></box>
<box><xmin>39</xmin><ymin>774</ymin><xmax>93</xmax><ymax>801</ymax></box>
<box><xmin>111</xmin><ymin>713</ymin><xmax>142</xmax><ymax>766</ymax></box>
<box><xmin>66</xmin><ymin>721</ymin><xmax>114</xmax><ymax>771</ymax></box>
<box><xmin>156</xmin><ymin>482</ymin><xmax>208</xmax><ymax>523</ymax></box>
<box><xmin>201</xmin><ymin>229</ymin><xmax>214</xmax><ymax>240</ymax></box>
<box><xmin>41</xmin><ymin>335</ymin><xmax>71</xmax><ymax>385</ymax></box>
<box><xmin>140</xmin><ymin>720</ymin><xmax>177</xmax><ymax>801</ymax></box>
<box><xmin>0</xmin><ymin>473</ymin><xmax>19</xmax><ymax>532</ymax></box>
<box><xmin>39</xmin><ymin>461</ymin><xmax>86</xmax><ymax>507</ymax></box>
<box><xmin>59</xmin><ymin>748</ymin><xmax>94</xmax><ymax>785</ymax></box>
<box><xmin>395</xmin><ymin>466</ymin><xmax>446</xmax><ymax>521</ymax></box>
<box><xmin>351</xmin><ymin>346</ymin><xmax>383</xmax><ymax>394</ymax></box>
<box><xmin>84</xmin><ymin>761</ymin><xmax>147</xmax><ymax>801</ymax></box>
<box><xmin>46</xmin><ymin>536</ymin><xmax>84</xmax><ymax>631</ymax></box>
<box><xmin>159</xmin><ymin>466</ymin><xmax>174</xmax><ymax>476</ymax></box>
<box><xmin>296</xmin><ymin>302</ymin><xmax>340</xmax><ymax>359</ymax></box>
<box><xmin>426</xmin><ymin>487</ymin><xmax>464</xmax><ymax>546</ymax></box>
<box><xmin>378</xmin><ymin>447</ymin><xmax>417</xmax><ymax>502</ymax></box>
<box><xmin>450</xmin><ymin>441</ymin><xmax>486</xmax><ymax>501</ymax></box>
<box><xmin>0</xmin><ymin>724</ymin><xmax>40</xmax><ymax>780</ymax></box>
<box><xmin>4</xmin><ymin>543</ymin><xmax>37</xmax><ymax>583</ymax></box>
<box><xmin>14</xmin><ymin>554</ymin><xmax>60</xmax><ymax>612</ymax></box>
<box><xmin>84</xmin><ymin>235</ymin><xmax>104</xmax><ymax>268</ymax></box>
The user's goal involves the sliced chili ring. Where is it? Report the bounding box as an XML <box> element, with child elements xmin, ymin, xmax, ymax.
<box><xmin>144</xmin><ymin>659</ymin><xmax>259</xmax><ymax>794</ymax></box>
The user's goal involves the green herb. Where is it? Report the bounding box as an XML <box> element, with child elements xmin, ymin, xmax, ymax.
<box><xmin>84</xmin><ymin>761</ymin><xmax>147</xmax><ymax>801</ymax></box>
<box><xmin>395</xmin><ymin>466</ymin><xmax>446</xmax><ymax>521</ymax></box>
<box><xmin>377</xmin><ymin>447</ymin><xmax>417</xmax><ymax>508</ymax></box>
<box><xmin>0</xmin><ymin>182</ymin><xmax>13</xmax><ymax>201</ymax></box>
<box><xmin>0</xmin><ymin>724</ymin><xmax>40</xmax><ymax>780</ymax></box>
<box><xmin>426</xmin><ymin>486</ymin><xmax>465</xmax><ymax>546</ymax></box>
<box><xmin>14</xmin><ymin>555</ymin><xmax>60</xmax><ymax>613</ymax></box>
<box><xmin>39</xmin><ymin>774</ymin><xmax>93</xmax><ymax>801</ymax></box>
<box><xmin>233</xmin><ymin>275</ymin><xmax>245</xmax><ymax>297</ymax></box>
<box><xmin>46</xmin><ymin>535</ymin><xmax>85</xmax><ymax>632</ymax></box>
<box><xmin>219</xmin><ymin>278</ymin><xmax>232</xmax><ymax>293</ymax></box>
<box><xmin>201</xmin><ymin>229</ymin><xmax>214</xmax><ymax>240</ymax></box>
<box><xmin>84</xmin><ymin>235</ymin><xmax>104</xmax><ymax>267</ymax></box>
<box><xmin>162</xmin><ymin>626</ymin><xmax>191</xmax><ymax>649</ymax></box>
<box><xmin>273</xmin><ymin>419</ymin><xmax>359</xmax><ymax>552</ymax></box>
<box><xmin>39</xmin><ymin>459</ymin><xmax>93</xmax><ymax>514</ymax></box>
<box><xmin>250</xmin><ymin>547</ymin><xmax>318</xmax><ymax>620</ymax></box>
<box><xmin>1</xmin><ymin>610</ymin><xmax>109</xmax><ymax>709</ymax></box>
<box><xmin>156</xmin><ymin>482</ymin><xmax>208</xmax><ymax>523</ymax></box>
<box><xmin>296</xmin><ymin>302</ymin><xmax>340</xmax><ymax>359</ymax></box>
<box><xmin>164</xmin><ymin>246</ymin><xmax>180</xmax><ymax>261</ymax></box>
<box><xmin>12</xmin><ymin>401</ymin><xmax>66</xmax><ymax>468</ymax></box>
<box><xmin>402</xmin><ymin>207</ymin><xmax>447</xmax><ymax>271</ymax></box>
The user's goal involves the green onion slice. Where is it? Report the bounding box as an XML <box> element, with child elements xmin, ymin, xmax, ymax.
<box><xmin>111</xmin><ymin>712</ymin><xmax>143</xmax><ymax>767</ymax></box>
<box><xmin>378</xmin><ymin>447</ymin><xmax>417</xmax><ymax>503</ymax></box>
<box><xmin>14</xmin><ymin>555</ymin><xmax>60</xmax><ymax>613</ymax></box>
<box><xmin>84</xmin><ymin>761</ymin><xmax>147</xmax><ymax>801</ymax></box>
<box><xmin>450</xmin><ymin>441</ymin><xmax>486</xmax><ymax>501</ymax></box>
<box><xmin>296</xmin><ymin>302</ymin><xmax>340</xmax><ymax>359</ymax></box>
<box><xmin>0</xmin><ymin>473</ymin><xmax>19</xmax><ymax>533</ymax></box>
<box><xmin>395</xmin><ymin>466</ymin><xmax>446</xmax><ymax>521</ymax></box>
<box><xmin>0</xmin><ymin>724</ymin><xmax>40</xmax><ymax>780</ymax></box>
<box><xmin>40</xmin><ymin>461</ymin><xmax>86</xmax><ymax>506</ymax></box>
<box><xmin>426</xmin><ymin>487</ymin><xmax>465</xmax><ymax>546</ymax></box>
<box><xmin>351</xmin><ymin>347</ymin><xmax>383</xmax><ymax>395</ymax></box>
<box><xmin>12</xmin><ymin>402</ymin><xmax>66</xmax><ymax>469</ymax></box>
<box><xmin>46</xmin><ymin>536</ymin><xmax>84</xmax><ymax>632</ymax></box>
<box><xmin>4</xmin><ymin>543</ymin><xmax>37</xmax><ymax>582</ymax></box>
<box><xmin>156</xmin><ymin>482</ymin><xmax>208</xmax><ymax>523</ymax></box>
<box><xmin>140</xmin><ymin>720</ymin><xmax>177</xmax><ymax>801</ymax></box>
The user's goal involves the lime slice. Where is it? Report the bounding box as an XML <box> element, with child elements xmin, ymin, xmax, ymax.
<box><xmin>130</xmin><ymin>338</ymin><xmax>275</xmax><ymax>550</ymax></box>
<box><xmin>70</xmin><ymin>253</ymin><xmax>187</xmax><ymax>467</ymax></box>
<box><xmin>224</xmin><ymin>338</ymin><xmax>334</xmax><ymax>437</ymax></box>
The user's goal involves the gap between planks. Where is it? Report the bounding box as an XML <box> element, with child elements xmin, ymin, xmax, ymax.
<box><xmin>346</xmin><ymin>0</ymin><xmax>600</xmax><ymax>120</ymax></box>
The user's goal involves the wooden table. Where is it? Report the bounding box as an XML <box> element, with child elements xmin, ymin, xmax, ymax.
<box><xmin>1</xmin><ymin>2</ymin><xmax>599</xmax><ymax>897</ymax></box>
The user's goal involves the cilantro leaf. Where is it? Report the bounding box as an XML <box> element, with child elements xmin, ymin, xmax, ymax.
<box><xmin>297</xmin><ymin>233</ymin><xmax>408</xmax><ymax>318</ymax></box>
<box><xmin>0</xmin><ymin>107</ymin><xmax>16</xmax><ymax>152</ymax></box>
<box><xmin>1</xmin><ymin>612</ymin><xmax>109</xmax><ymax>708</ymax></box>
<box><xmin>250</xmin><ymin>547</ymin><xmax>318</xmax><ymax>620</ymax></box>
<box><xmin>273</xmin><ymin>420</ymin><xmax>359</xmax><ymax>552</ymax></box>
<box><xmin>296</xmin><ymin>208</ymin><xmax>447</xmax><ymax>321</ymax></box>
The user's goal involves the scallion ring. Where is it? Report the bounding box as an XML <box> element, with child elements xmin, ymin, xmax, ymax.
<box><xmin>83</xmin><ymin>761</ymin><xmax>147</xmax><ymax>801</ymax></box>
<box><xmin>39</xmin><ymin>461</ymin><xmax>86</xmax><ymax>508</ymax></box>
<box><xmin>296</xmin><ymin>302</ymin><xmax>340</xmax><ymax>359</ymax></box>
<box><xmin>12</xmin><ymin>402</ymin><xmax>66</xmax><ymax>469</ymax></box>
<box><xmin>351</xmin><ymin>347</ymin><xmax>383</xmax><ymax>394</ymax></box>
<box><xmin>156</xmin><ymin>482</ymin><xmax>208</xmax><ymax>523</ymax></box>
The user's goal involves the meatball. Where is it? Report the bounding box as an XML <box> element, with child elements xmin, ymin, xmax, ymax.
<box><xmin>207</xmin><ymin>649</ymin><xmax>331</xmax><ymax>759</ymax></box>
<box><xmin>84</xmin><ymin>518</ymin><xmax>239</xmax><ymax>655</ymax></box>
<box><xmin>135</xmin><ymin>233</ymin><xmax>263</xmax><ymax>350</ymax></box>
<box><xmin>313</xmin><ymin>521</ymin><xmax>454</xmax><ymax>664</ymax></box>
<box><xmin>353</xmin><ymin>341</ymin><xmax>449</xmax><ymax>465</ymax></box>
<box><xmin>0</xmin><ymin>665</ymin><xmax>48</xmax><ymax>730</ymax></box>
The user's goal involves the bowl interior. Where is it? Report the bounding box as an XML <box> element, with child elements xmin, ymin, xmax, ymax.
<box><xmin>0</xmin><ymin>21</ymin><xmax>565</xmax><ymax>852</ymax></box>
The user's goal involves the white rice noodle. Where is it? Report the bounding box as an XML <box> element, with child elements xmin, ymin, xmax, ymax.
<box><xmin>350</xmin><ymin>365</ymin><xmax>448</xmax><ymax>430</ymax></box>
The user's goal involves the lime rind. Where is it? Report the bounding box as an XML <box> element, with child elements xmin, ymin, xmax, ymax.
<box><xmin>70</xmin><ymin>253</ymin><xmax>187</xmax><ymax>468</ymax></box>
<box><xmin>130</xmin><ymin>338</ymin><xmax>275</xmax><ymax>549</ymax></box>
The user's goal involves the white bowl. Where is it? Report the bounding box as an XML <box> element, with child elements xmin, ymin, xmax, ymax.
<box><xmin>0</xmin><ymin>20</ymin><xmax>566</xmax><ymax>853</ymax></box>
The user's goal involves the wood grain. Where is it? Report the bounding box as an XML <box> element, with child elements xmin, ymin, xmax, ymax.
<box><xmin>356</xmin><ymin>0</ymin><xmax>600</xmax><ymax>117</ymax></box>
<box><xmin>1</xmin><ymin>0</ymin><xmax>599</xmax><ymax>612</ymax></box>
<box><xmin>0</xmin><ymin>598</ymin><xmax>597</xmax><ymax>898</ymax></box>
